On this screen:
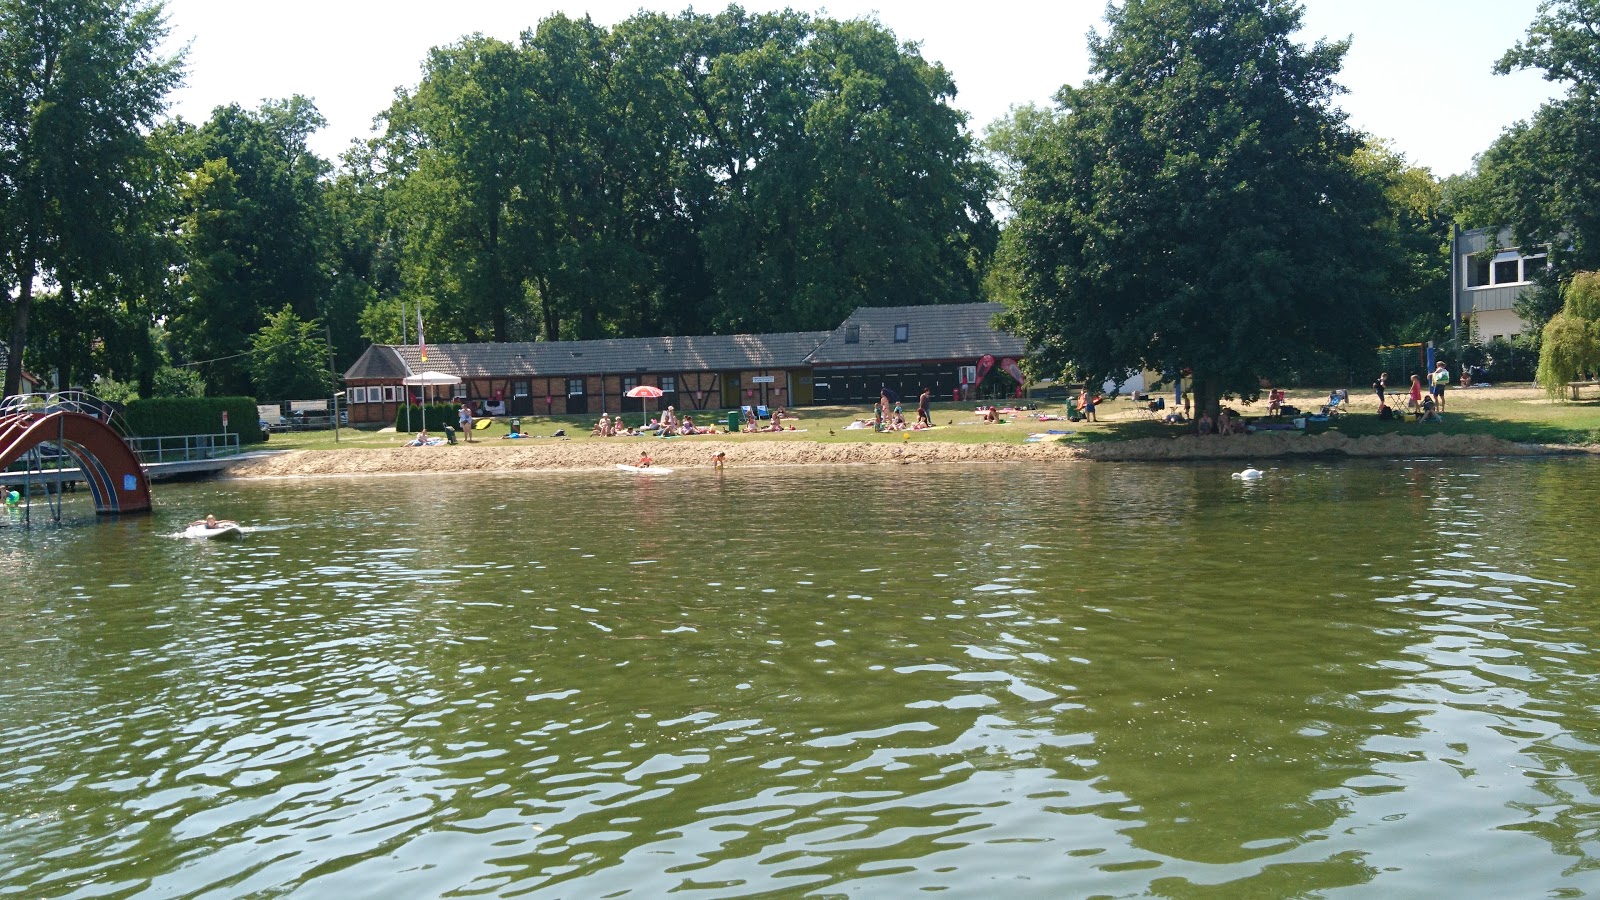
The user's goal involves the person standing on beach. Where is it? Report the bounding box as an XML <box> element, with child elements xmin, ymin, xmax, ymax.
<box><xmin>1431</xmin><ymin>361</ymin><xmax>1450</xmax><ymax>410</ymax></box>
<box><xmin>917</xmin><ymin>387</ymin><xmax>931</xmax><ymax>428</ymax></box>
<box><xmin>458</xmin><ymin>402</ymin><xmax>474</xmax><ymax>441</ymax></box>
<box><xmin>1373</xmin><ymin>372</ymin><xmax>1387</xmax><ymax>409</ymax></box>
<box><xmin>1408</xmin><ymin>374</ymin><xmax>1423</xmax><ymax>413</ymax></box>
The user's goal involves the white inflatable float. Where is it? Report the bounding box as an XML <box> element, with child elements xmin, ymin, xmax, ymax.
<box><xmin>184</xmin><ymin>520</ymin><xmax>244</xmax><ymax>539</ymax></box>
<box><xmin>616</xmin><ymin>464</ymin><xmax>672</xmax><ymax>476</ymax></box>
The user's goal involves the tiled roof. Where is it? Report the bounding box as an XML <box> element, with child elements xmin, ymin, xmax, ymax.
<box><xmin>344</xmin><ymin>344</ymin><xmax>411</xmax><ymax>380</ymax></box>
<box><xmin>806</xmin><ymin>302</ymin><xmax>1025</xmax><ymax>365</ymax></box>
<box><xmin>347</xmin><ymin>331</ymin><xmax>832</xmax><ymax>380</ymax></box>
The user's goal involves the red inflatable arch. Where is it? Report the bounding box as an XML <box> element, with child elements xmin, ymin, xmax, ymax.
<box><xmin>0</xmin><ymin>408</ymin><xmax>152</xmax><ymax>514</ymax></box>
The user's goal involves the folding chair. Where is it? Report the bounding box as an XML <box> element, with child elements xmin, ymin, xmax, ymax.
<box><xmin>1318</xmin><ymin>389</ymin><xmax>1348</xmax><ymax>418</ymax></box>
<box><xmin>1142</xmin><ymin>397</ymin><xmax>1166</xmax><ymax>420</ymax></box>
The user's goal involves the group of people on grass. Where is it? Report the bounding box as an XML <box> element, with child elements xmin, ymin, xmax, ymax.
<box><xmin>874</xmin><ymin>388</ymin><xmax>933</xmax><ymax>431</ymax></box>
<box><xmin>1374</xmin><ymin>361</ymin><xmax>1451</xmax><ymax>422</ymax></box>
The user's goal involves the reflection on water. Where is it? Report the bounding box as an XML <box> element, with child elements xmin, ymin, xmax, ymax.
<box><xmin>3</xmin><ymin>459</ymin><xmax>1600</xmax><ymax>897</ymax></box>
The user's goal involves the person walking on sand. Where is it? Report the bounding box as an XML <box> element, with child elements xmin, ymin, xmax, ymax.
<box><xmin>1431</xmin><ymin>361</ymin><xmax>1450</xmax><ymax>410</ymax></box>
<box><xmin>917</xmin><ymin>387</ymin><xmax>931</xmax><ymax>428</ymax></box>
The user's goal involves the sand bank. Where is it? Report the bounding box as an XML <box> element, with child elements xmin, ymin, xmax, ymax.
<box><xmin>222</xmin><ymin>439</ymin><xmax>1078</xmax><ymax>478</ymax></box>
<box><xmin>220</xmin><ymin>431</ymin><xmax>1577</xmax><ymax>479</ymax></box>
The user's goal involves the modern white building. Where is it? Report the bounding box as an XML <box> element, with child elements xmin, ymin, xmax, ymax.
<box><xmin>1451</xmin><ymin>225</ymin><xmax>1550</xmax><ymax>342</ymax></box>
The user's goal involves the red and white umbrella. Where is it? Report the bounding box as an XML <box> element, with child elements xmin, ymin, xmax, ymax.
<box><xmin>625</xmin><ymin>384</ymin><xmax>665</xmax><ymax>422</ymax></box>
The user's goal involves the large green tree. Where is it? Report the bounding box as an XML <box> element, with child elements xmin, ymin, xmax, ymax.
<box><xmin>373</xmin><ymin>6</ymin><xmax>997</xmax><ymax>346</ymax></box>
<box><xmin>1453</xmin><ymin>1</ymin><xmax>1600</xmax><ymax>335</ymax></box>
<box><xmin>996</xmin><ymin>0</ymin><xmax>1401</xmax><ymax>418</ymax></box>
<box><xmin>248</xmin><ymin>304</ymin><xmax>335</xmax><ymax>400</ymax></box>
<box><xmin>167</xmin><ymin>97</ymin><xmax>332</xmax><ymax>395</ymax></box>
<box><xmin>0</xmin><ymin>0</ymin><xmax>183</xmax><ymax>397</ymax></box>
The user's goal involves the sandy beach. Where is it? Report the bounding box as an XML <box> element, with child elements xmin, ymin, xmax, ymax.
<box><xmin>222</xmin><ymin>432</ymin><xmax>1563</xmax><ymax>479</ymax></box>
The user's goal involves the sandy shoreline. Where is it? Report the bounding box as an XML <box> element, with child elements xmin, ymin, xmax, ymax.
<box><xmin>219</xmin><ymin>432</ymin><xmax>1576</xmax><ymax>479</ymax></box>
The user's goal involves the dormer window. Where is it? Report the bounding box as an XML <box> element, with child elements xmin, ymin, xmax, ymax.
<box><xmin>893</xmin><ymin>324</ymin><xmax>909</xmax><ymax>343</ymax></box>
<box><xmin>845</xmin><ymin>324</ymin><xmax>860</xmax><ymax>344</ymax></box>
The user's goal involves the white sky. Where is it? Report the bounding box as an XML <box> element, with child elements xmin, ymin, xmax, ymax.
<box><xmin>159</xmin><ymin>0</ymin><xmax>1561</xmax><ymax>178</ymax></box>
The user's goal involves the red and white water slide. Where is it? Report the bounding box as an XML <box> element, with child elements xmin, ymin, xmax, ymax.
<box><xmin>0</xmin><ymin>394</ymin><xmax>151</xmax><ymax>514</ymax></box>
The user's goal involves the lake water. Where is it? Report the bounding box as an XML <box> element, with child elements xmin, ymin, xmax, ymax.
<box><xmin>3</xmin><ymin>458</ymin><xmax>1600</xmax><ymax>898</ymax></box>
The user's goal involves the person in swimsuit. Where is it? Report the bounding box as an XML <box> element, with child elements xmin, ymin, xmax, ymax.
<box><xmin>1374</xmin><ymin>372</ymin><xmax>1388</xmax><ymax>409</ymax></box>
<box><xmin>638</xmin><ymin>451</ymin><xmax>653</xmax><ymax>468</ymax></box>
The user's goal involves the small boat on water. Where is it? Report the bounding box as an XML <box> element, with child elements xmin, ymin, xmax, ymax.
<box><xmin>616</xmin><ymin>464</ymin><xmax>672</xmax><ymax>476</ymax></box>
<box><xmin>184</xmin><ymin>520</ymin><xmax>244</xmax><ymax>539</ymax></box>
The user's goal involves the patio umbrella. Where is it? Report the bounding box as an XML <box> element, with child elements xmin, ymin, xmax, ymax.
<box><xmin>401</xmin><ymin>371</ymin><xmax>462</xmax><ymax>431</ymax></box>
<box><xmin>626</xmin><ymin>384</ymin><xmax>665</xmax><ymax>424</ymax></box>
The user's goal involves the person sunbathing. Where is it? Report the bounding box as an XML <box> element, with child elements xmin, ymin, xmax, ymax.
<box><xmin>405</xmin><ymin>430</ymin><xmax>432</xmax><ymax>446</ymax></box>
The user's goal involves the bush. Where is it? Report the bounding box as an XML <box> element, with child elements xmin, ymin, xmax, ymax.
<box><xmin>394</xmin><ymin>403</ymin><xmax>460</xmax><ymax>433</ymax></box>
<box><xmin>1481</xmin><ymin>336</ymin><xmax>1538</xmax><ymax>383</ymax></box>
<box><xmin>123</xmin><ymin>396</ymin><xmax>265</xmax><ymax>444</ymax></box>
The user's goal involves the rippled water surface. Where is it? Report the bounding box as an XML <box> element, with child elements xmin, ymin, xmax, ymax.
<box><xmin>3</xmin><ymin>458</ymin><xmax>1600</xmax><ymax>898</ymax></box>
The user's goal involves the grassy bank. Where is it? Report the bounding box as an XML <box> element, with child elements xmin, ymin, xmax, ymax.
<box><xmin>258</xmin><ymin>384</ymin><xmax>1600</xmax><ymax>454</ymax></box>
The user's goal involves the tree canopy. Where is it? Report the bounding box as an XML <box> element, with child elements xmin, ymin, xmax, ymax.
<box><xmin>0</xmin><ymin>0</ymin><xmax>184</xmax><ymax>396</ymax></box>
<box><xmin>994</xmin><ymin>0</ymin><xmax>1403</xmax><ymax>416</ymax></box>
<box><xmin>1449</xmin><ymin>0</ymin><xmax>1600</xmax><ymax>336</ymax></box>
<box><xmin>375</xmin><ymin>7</ymin><xmax>997</xmax><ymax>344</ymax></box>
<box><xmin>1536</xmin><ymin>270</ymin><xmax>1600</xmax><ymax>395</ymax></box>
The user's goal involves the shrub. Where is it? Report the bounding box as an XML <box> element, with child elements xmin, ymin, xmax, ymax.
<box><xmin>123</xmin><ymin>396</ymin><xmax>265</xmax><ymax>444</ymax></box>
<box><xmin>394</xmin><ymin>403</ymin><xmax>460</xmax><ymax>433</ymax></box>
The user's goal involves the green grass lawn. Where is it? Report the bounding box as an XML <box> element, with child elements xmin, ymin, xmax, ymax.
<box><xmin>256</xmin><ymin>385</ymin><xmax>1600</xmax><ymax>453</ymax></box>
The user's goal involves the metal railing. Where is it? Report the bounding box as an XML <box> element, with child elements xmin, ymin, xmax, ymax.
<box><xmin>125</xmin><ymin>432</ymin><xmax>242</xmax><ymax>465</ymax></box>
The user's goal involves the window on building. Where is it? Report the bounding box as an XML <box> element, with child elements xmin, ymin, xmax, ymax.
<box><xmin>383</xmin><ymin>385</ymin><xmax>396</xmax><ymax>403</ymax></box>
<box><xmin>453</xmin><ymin>382</ymin><xmax>466</xmax><ymax>399</ymax></box>
<box><xmin>1468</xmin><ymin>255</ymin><xmax>1492</xmax><ymax>287</ymax></box>
<box><xmin>1523</xmin><ymin>254</ymin><xmax>1548</xmax><ymax>280</ymax></box>
<box><xmin>894</xmin><ymin>324</ymin><xmax>909</xmax><ymax>343</ymax></box>
<box><xmin>350</xmin><ymin>387</ymin><xmax>366</xmax><ymax>404</ymax></box>
<box><xmin>1494</xmin><ymin>258</ymin><xmax>1520</xmax><ymax>285</ymax></box>
<box><xmin>514</xmin><ymin>381</ymin><xmax>529</xmax><ymax>398</ymax></box>
<box><xmin>845</xmin><ymin>324</ymin><xmax>860</xmax><ymax>344</ymax></box>
<box><xmin>622</xmin><ymin>376</ymin><xmax>638</xmax><ymax>392</ymax></box>
<box><xmin>660</xmin><ymin>376</ymin><xmax>676</xmax><ymax>393</ymax></box>
<box><xmin>567</xmin><ymin>378</ymin><xmax>584</xmax><ymax>395</ymax></box>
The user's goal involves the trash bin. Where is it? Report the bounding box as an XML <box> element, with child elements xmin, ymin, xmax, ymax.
<box><xmin>510</xmin><ymin>416</ymin><xmax>522</xmax><ymax>435</ymax></box>
<box><xmin>726</xmin><ymin>411</ymin><xmax>739</xmax><ymax>433</ymax></box>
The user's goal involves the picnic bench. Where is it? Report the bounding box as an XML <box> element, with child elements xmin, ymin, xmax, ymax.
<box><xmin>1568</xmin><ymin>381</ymin><xmax>1600</xmax><ymax>401</ymax></box>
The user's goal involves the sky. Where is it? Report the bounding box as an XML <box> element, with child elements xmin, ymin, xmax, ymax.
<box><xmin>158</xmin><ymin>0</ymin><xmax>1563</xmax><ymax>178</ymax></box>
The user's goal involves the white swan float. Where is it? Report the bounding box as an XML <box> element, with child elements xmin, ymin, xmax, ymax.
<box><xmin>1231</xmin><ymin>467</ymin><xmax>1264</xmax><ymax>481</ymax></box>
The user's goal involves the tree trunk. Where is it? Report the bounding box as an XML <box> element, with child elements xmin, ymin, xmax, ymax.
<box><xmin>5</xmin><ymin>254</ymin><xmax>35</xmax><ymax>399</ymax></box>
<box><xmin>1196</xmin><ymin>374</ymin><xmax>1222</xmax><ymax>433</ymax></box>
<box><xmin>538</xmin><ymin>276</ymin><xmax>559</xmax><ymax>341</ymax></box>
<box><xmin>55</xmin><ymin>280</ymin><xmax>74</xmax><ymax>390</ymax></box>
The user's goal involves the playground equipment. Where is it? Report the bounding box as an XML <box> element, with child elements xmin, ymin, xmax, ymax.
<box><xmin>0</xmin><ymin>392</ymin><xmax>151</xmax><ymax>520</ymax></box>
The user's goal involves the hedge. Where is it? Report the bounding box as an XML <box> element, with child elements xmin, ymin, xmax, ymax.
<box><xmin>395</xmin><ymin>403</ymin><xmax>462</xmax><ymax>433</ymax></box>
<box><xmin>123</xmin><ymin>396</ymin><xmax>266</xmax><ymax>444</ymax></box>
